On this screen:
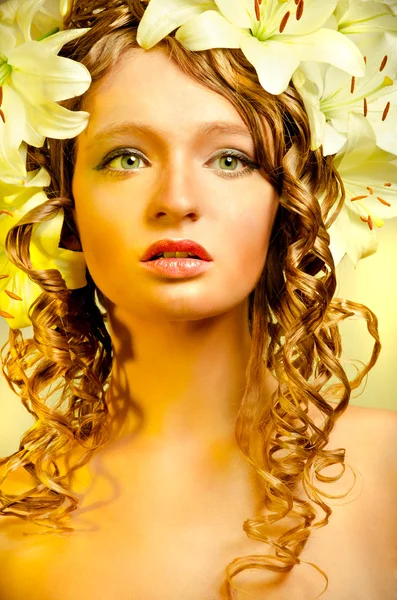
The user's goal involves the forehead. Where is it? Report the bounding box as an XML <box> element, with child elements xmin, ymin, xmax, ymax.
<box><xmin>80</xmin><ymin>48</ymin><xmax>251</xmax><ymax>144</ymax></box>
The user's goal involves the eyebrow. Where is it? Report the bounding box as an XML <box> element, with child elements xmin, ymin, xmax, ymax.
<box><xmin>86</xmin><ymin>120</ymin><xmax>253</xmax><ymax>148</ymax></box>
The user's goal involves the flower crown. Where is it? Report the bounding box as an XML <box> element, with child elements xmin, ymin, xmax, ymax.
<box><xmin>0</xmin><ymin>0</ymin><xmax>396</xmax><ymax>329</ymax></box>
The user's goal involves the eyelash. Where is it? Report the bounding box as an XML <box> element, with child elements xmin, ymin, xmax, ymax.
<box><xmin>95</xmin><ymin>148</ymin><xmax>260</xmax><ymax>179</ymax></box>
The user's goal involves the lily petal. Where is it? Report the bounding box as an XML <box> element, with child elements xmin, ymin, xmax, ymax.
<box><xmin>59</xmin><ymin>0</ymin><xmax>71</xmax><ymax>17</ymax></box>
<box><xmin>214</xmin><ymin>0</ymin><xmax>251</xmax><ymax>29</ymax></box>
<box><xmin>336</xmin><ymin>0</ymin><xmax>397</xmax><ymax>34</ymax></box>
<box><xmin>322</xmin><ymin>122</ymin><xmax>347</xmax><ymax>156</ymax></box>
<box><xmin>241</xmin><ymin>36</ymin><xmax>300</xmax><ymax>95</ymax></box>
<box><xmin>0</xmin><ymin>1</ymin><xmax>18</xmax><ymax>24</ymax></box>
<box><xmin>0</xmin><ymin>190</ymin><xmax>48</xmax><ymax>328</ymax></box>
<box><xmin>21</xmin><ymin>166</ymin><xmax>51</xmax><ymax>189</ymax></box>
<box><xmin>30</xmin><ymin>211</ymin><xmax>87</xmax><ymax>289</ymax></box>
<box><xmin>15</xmin><ymin>0</ymin><xmax>45</xmax><ymax>42</ymax></box>
<box><xmin>39</xmin><ymin>27</ymin><xmax>91</xmax><ymax>54</ymax></box>
<box><xmin>278</xmin><ymin>28</ymin><xmax>365</xmax><ymax>77</ymax></box>
<box><xmin>292</xmin><ymin>66</ymin><xmax>326</xmax><ymax>150</ymax></box>
<box><xmin>328</xmin><ymin>202</ymin><xmax>349</xmax><ymax>265</ymax></box>
<box><xmin>369</xmin><ymin>103</ymin><xmax>397</xmax><ymax>155</ymax></box>
<box><xmin>136</xmin><ymin>0</ymin><xmax>217</xmax><ymax>49</ymax></box>
<box><xmin>0</xmin><ymin>22</ymin><xmax>17</xmax><ymax>55</ymax></box>
<box><xmin>346</xmin><ymin>211</ymin><xmax>379</xmax><ymax>265</ymax></box>
<box><xmin>343</xmin><ymin>166</ymin><xmax>397</xmax><ymax>221</ymax></box>
<box><xmin>334</xmin><ymin>113</ymin><xmax>376</xmax><ymax>173</ymax></box>
<box><xmin>23</xmin><ymin>119</ymin><xmax>45</xmax><ymax>148</ymax></box>
<box><xmin>328</xmin><ymin>203</ymin><xmax>378</xmax><ymax>266</ymax></box>
<box><xmin>0</xmin><ymin>265</ymin><xmax>43</xmax><ymax>329</ymax></box>
<box><xmin>9</xmin><ymin>42</ymin><xmax>91</xmax><ymax>103</ymax></box>
<box><xmin>275</xmin><ymin>0</ymin><xmax>337</xmax><ymax>36</ymax></box>
<box><xmin>0</xmin><ymin>165</ymin><xmax>50</xmax><ymax>196</ymax></box>
<box><xmin>175</xmin><ymin>10</ymin><xmax>244</xmax><ymax>50</ymax></box>
<box><xmin>23</xmin><ymin>100</ymin><xmax>90</xmax><ymax>141</ymax></box>
<box><xmin>0</xmin><ymin>187</ymin><xmax>87</xmax><ymax>328</ymax></box>
<box><xmin>0</xmin><ymin>86</ymin><xmax>27</xmax><ymax>179</ymax></box>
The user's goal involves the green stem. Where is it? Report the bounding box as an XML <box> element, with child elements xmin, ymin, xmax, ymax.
<box><xmin>0</xmin><ymin>61</ymin><xmax>11</xmax><ymax>86</ymax></box>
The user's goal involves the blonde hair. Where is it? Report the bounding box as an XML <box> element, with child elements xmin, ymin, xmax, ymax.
<box><xmin>0</xmin><ymin>1</ymin><xmax>381</xmax><ymax>597</ymax></box>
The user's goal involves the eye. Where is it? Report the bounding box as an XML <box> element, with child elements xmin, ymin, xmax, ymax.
<box><xmin>105</xmin><ymin>152</ymin><xmax>145</xmax><ymax>171</ymax></box>
<box><xmin>207</xmin><ymin>150</ymin><xmax>259</xmax><ymax>179</ymax></box>
<box><xmin>95</xmin><ymin>148</ymin><xmax>260</xmax><ymax>179</ymax></box>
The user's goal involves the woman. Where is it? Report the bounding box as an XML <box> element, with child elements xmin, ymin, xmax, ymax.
<box><xmin>0</xmin><ymin>1</ymin><xmax>396</xmax><ymax>598</ymax></box>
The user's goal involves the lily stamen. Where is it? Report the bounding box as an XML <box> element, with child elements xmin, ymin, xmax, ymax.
<box><xmin>350</xmin><ymin>76</ymin><xmax>355</xmax><ymax>94</ymax></box>
<box><xmin>279</xmin><ymin>11</ymin><xmax>290</xmax><ymax>33</ymax></box>
<box><xmin>0</xmin><ymin>109</ymin><xmax>5</xmax><ymax>124</ymax></box>
<box><xmin>321</xmin><ymin>76</ymin><xmax>393</xmax><ymax>113</ymax></box>
<box><xmin>377</xmin><ymin>196</ymin><xmax>391</xmax><ymax>207</ymax></box>
<box><xmin>351</xmin><ymin>195</ymin><xmax>368</xmax><ymax>201</ymax></box>
<box><xmin>255</xmin><ymin>0</ymin><xmax>260</xmax><ymax>21</ymax></box>
<box><xmin>0</xmin><ymin>275</ymin><xmax>9</xmax><ymax>280</ymax></box>
<box><xmin>367</xmin><ymin>187</ymin><xmax>373</xmax><ymax>194</ymax></box>
<box><xmin>384</xmin><ymin>183</ymin><xmax>392</xmax><ymax>187</ymax></box>
<box><xmin>0</xmin><ymin>310</ymin><xmax>14</xmax><ymax>319</ymax></box>
<box><xmin>360</xmin><ymin>215</ymin><xmax>373</xmax><ymax>230</ymax></box>
<box><xmin>4</xmin><ymin>290</ymin><xmax>23</xmax><ymax>301</ymax></box>
<box><xmin>382</xmin><ymin>102</ymin><xmax>390</xmax><ymax>121</ymax></box>
<box><xmin>363</xmin><ymin>97</ymin><xmax>368</xmax><ymax>116</ymax></box>
<box><xmin>296</xmin><ymin>0</ymin><xmax>304</xmax><ymax>20</ymax></box>
<box><xmin>0</xmin><ymin>210</ymin><xmax>13</xmax><ymax>217</ymax></box>
<box><xmin>379</xmin><ymin>55</ymin><xmax>388</xmax><ymax>72</ymax></box>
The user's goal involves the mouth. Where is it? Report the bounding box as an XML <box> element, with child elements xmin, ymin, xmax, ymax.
<box><xmin>141</xmin><ymin>239</ymin><xmax>213</xmax><ymax>262</ymax></box>
<box><xmin>148</xmin><ymin>252</ymin><xmax>203</xmax><ymax>261</ymax></box>
<box><xmin>141</xmin><ymin>254</ymin><xmax>213</xmax><ymax>279</ymax></box>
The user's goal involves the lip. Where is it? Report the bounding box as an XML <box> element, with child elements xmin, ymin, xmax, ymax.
<box><xmin>141</xmin><ymin>257</ymin><xmax>212</xmax><ymax>279</ymax></box>
<box><xmin>140</xmin><ymin>238</ymin><xmax>213</xmax><ymax>262</ymax></box>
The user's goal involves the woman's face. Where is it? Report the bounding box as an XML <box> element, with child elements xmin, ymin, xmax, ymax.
<box><xmin>72</xmin><ymin>48</ymin><xmax>279</xmax><ymax>322</ymax></box>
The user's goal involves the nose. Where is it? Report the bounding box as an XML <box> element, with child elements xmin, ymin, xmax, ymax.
<box><xmin>146</xmin><ymin>157</ymin><xmax>200</xmax><ymax>224</ymax></box>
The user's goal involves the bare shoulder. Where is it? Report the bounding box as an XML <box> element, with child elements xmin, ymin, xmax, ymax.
<box><xmin>333</xmin><ymin>402</ymin><xmax>397</xmax><ymax>471</ymax></box>
<box><xmin>329</xmin><ymin>402</ymin><xmax>397</xmax><ymax>540</ymax></box>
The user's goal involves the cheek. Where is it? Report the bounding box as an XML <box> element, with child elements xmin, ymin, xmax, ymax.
<box><xmin>73</xmin><ymin>174</ymin><xmax>136</xmax><ymax>248</ymax></box>
<box><xmin>225</xmin><ymin>196</ymin><xmax>278</xmax><ymax>291</ymax></box>
<box><xmin>71</xmin><ymin>175</ymin><xmax>138</xmax><ymax>291</ymax></box>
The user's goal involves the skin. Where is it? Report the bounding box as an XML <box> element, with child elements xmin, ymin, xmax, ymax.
<box><xmin>71</xmin><ymin>48</ymin><xmax>279</xmax><ymax>478</ymax></box>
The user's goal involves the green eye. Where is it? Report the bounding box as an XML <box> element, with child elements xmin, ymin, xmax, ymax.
<box><xmin>219</xmin><ymin>155</ymin><xmax>239</xmax><ymax>170</ymax></box>
<box><xmin>107</xmin><ymin>154</ymin><xmax>143</xmax><ymax>170</ymax></box>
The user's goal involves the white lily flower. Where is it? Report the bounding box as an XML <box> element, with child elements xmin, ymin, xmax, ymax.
<box><xmin>0</xmin><ymin>0</ymin><xmax>65</xmax><ymax>44</ymax></box>
<box><xmin>0</xmin><ymin>170</ymin><xmax>87</xmax><ymax>329</ymax></box>
<box><xmin>137</xmin><ymin>0</ymin><xmax>365</xmax><ymax>95</ymax></box>
<box><xmin>136</xmin><ymin>0</ymin><xmax>217</xmax><ymax>48</ymax></box>
<box><xmin>59</xmin><ymin>0</ymin><xmax>71</xmax><ymax>18</ymax></box>
<box><xmin>335</xmin><ymin>0</ymin><xmax>397</xmax><ymax>35</ymax></box>
<box><xmin>0</xmin><ymin>24</ymin><xmax>91</xmax><ymax>180</ymax></box>
<box><xmin>362</xmin><ymin>0</ymin><xmax>397</xmax><ymax>15</ymax></box>
<box><xmin>292</xmin><ymin>33</ymin><xmax>397</xmax><ymax>155</ymax></box>
<box><xmin>328</xmin><ymin>113</ymin><xmax>397</xmax><ymax>266</ymax></box>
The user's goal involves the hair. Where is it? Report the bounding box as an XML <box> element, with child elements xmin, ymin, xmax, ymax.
<box><xmin>0</xmin><ymin>1</ymin><xmax>381</xmax><ymax>598</ymax></box>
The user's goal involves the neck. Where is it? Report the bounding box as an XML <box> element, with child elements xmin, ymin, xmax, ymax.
<box><xmin>103</xmin><ymin>299</ymin><xmax>253</xmax><ymax>457</ymax></box>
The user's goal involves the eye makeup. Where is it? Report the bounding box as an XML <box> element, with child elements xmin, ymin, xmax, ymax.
<box><xmin>94</xmin><ymin>147</ymin><xmax>261</xmax><ymax>180</ymax></box>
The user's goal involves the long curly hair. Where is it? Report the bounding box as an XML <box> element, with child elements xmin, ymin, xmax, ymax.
<box><xmin>0</xmin><ymin>1</ymin><xmax>381</xmax><ymax>597</ymax></box>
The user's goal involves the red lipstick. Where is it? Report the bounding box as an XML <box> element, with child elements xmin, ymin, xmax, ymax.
<box><xmin>141</xmin><ymin>239</ymin><xmax>213</xmax><ymax>262</ymax></box>
<box><xmin>140</xmin><ymin>238</ymin><xmax>213</xmax><ymax>279</ymax></box>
